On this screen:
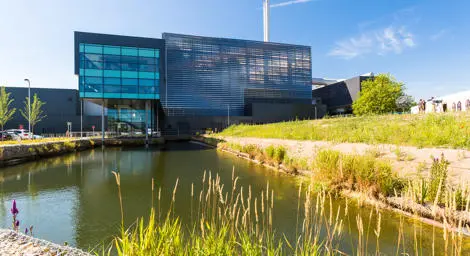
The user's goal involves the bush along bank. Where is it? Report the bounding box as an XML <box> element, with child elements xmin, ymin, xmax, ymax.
<box><xmin>195</xmin><ymin>136</ymin><xmax>470</xmax><ymax>230</ymax></box>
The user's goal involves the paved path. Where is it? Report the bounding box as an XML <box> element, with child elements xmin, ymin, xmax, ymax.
<box><xmin>219</xmin><ymin>136</ymin><xmax>470</xmax><ymax>186</ymax></box>
<box><xmin>0</xmin><ymin>229</ymin><xmax>90</xmax><ymax>256</ymax></box>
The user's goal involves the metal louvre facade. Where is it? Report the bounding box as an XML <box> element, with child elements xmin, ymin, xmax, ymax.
<box><xmin>162</xmin><ymin>33</ymin><xmax>312</xmax><ymax>117</ymax></box>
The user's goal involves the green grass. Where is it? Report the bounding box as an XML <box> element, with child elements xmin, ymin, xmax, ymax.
<box><xmin>217</xmin><ymin>112</ymin><xmax>470</xmax><ymax>149</ymax></box>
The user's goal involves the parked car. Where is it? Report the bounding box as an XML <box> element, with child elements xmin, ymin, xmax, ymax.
<box><xmin>0</xmin><ymin>132</ymin><xmax>14</xmax><ymax>140</ymax></box>
<box><xmin>6</xmin><ymin>129</ymin><xmax>31</xmax><ymax>139</ymax></box>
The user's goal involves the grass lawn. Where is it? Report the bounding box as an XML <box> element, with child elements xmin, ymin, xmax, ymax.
<box><xmin>217</xmin><ymin>112</ymin><xmax>470</xmax><ymax>149</ymax></box>
<box><xmin>0</xmin><ymin>137</ymin><xmax>84</xmax><ymax>146</ymax></box>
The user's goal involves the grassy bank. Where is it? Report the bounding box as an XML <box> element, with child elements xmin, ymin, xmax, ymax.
<box><xmin>196</xmin><ymin>137</ymin><xmax>470</xmax><ymax>228</ymax></box>
<box><xmin>99</xmin><ymin>170</ymin><xmax>467</xmax><ymax>255</ymax></box>
<box><xmin>218</xmin><ymin>113</ymin><xmax>470</xmax><ymax>149</ymax></box>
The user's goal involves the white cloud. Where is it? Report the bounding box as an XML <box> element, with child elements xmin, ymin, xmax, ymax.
<box><xmin>430</xmin><ymin>29</ymin><xmax>447</xmax><ymax>41</ymax></box>
<box><xmin>329</xmin><ymin>26</ymin><xmax>416</xmax><ymax>60</ymax></box>
<box><xmin>270</xmin><ymin>0</ymin><xmax>313</xmax><ymax>8</ymax></box>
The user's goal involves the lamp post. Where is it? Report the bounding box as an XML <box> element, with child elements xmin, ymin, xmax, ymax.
<box><xmin>24</xmin><ymin>79</ymin><xmax>31</xmax><ymax>138</ymax></box>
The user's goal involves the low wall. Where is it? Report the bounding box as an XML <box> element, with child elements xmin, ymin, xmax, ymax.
<box><xmin>0</xmin><ymin>137</ymin><xmax>165</xmax><ymax>167</ymax></box>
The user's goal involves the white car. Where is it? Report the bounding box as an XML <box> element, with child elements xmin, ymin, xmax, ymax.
<box><xmin>5</xmin><ymin>129</ymin><xmax>42</xmax><ymax>139</ymax></box>
<box><xmin>6</xmin><ymin>129</ymin><xmax>31</xmax><ymax>139</ymax></box>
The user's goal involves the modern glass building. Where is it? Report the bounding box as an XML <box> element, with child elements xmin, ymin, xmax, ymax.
<box><xmin>163</xmin><ymin>33</ymin><xmax>312</xmax><ymax>117</ymax></box>
<box><xmin>75</xmin><ymin>31</ymin><xmax>313</xmax><ymax>134</ymax></box>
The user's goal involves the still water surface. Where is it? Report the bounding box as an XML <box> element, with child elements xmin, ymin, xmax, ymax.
<box><xmin>0</xmin><ymin>142</ymin><xmax>468</xmax><ymax>254</ymax></box>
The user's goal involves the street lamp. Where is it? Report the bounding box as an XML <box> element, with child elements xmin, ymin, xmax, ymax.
<box><xmin>24</xmin><ymin>79</ymin><xmax>31</xmax><ymax>138</ymax></box>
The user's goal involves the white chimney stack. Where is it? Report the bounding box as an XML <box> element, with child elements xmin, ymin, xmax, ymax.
<box><xmin>263</xmin><ymin>0</ymin><xmax>270</xmax><ymax>42</ymax></box>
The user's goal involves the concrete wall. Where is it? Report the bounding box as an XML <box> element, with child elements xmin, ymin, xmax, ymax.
<box><xmin>251</xmin><ymin>102</ymin><xmax>316</xmax><ymax>123</ymax></box>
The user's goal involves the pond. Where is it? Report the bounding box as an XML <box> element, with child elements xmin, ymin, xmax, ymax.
<box><xmin>0</xmin><ymin>142</ymin><xmax>467</xmax><ymax>254</ymax></box>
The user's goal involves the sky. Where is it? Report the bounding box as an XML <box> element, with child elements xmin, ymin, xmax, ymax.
<box><xmin>0</xmin><ymin>0</ymin><xmax>469</xmax><ymax>100</ymax></box>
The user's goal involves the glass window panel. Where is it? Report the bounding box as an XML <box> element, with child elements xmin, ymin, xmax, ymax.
<box><xmin>122</xmin><ymin>78</ymin><xmax>138</xmax><ymax>86</ymax></box>
<box><xmin>104</xmin><ymin>77</ymin><xmax>121</xmax><ymax>85</ymax></box>
<box><xmin>139</xmin><ymin>72</ymin><xmax>155</xmax><ymax>79</ymax></box>
<box><xmin>85</xmin><ymin>76</ymin><xmax>102</xmax><ymax>85</ymax></box>
<box><xmin>122</xmin><ymin>71</ymin><xmax>138</xmax><ymax>78</ymax></box>
<box><xmin>104</xmin><ymin>62</ymin><xmax>120</xmax><ymax>70</ymax></box>
<box><xmin>104</xmin><ymin>54</ymin><xmax>120</xmax><ymax>62</ymax></box>
<box><xmin>84</xmin><ymin>83</ymin><xmax>103</xmax><ymax>93</ymax></box>
<box><xmin>85</xmin><ymin>69</ymin><xmax>103</xmax><ymax>76</ymax></box>
<box><xmin>121</xmin><ymin>93</ymin><xmax>139</xmax><ymax>99</ymax></box>
<box><xmin>155</xmin><ymin>50</ymin><xmax>160</xmax><ymax>58</ymax></box>
<box><xmin>104</xmin><ymin>70</ymin><xmax>121</xmax><ymax>77</ymax></box>
<box><xmin>104</xmin><ymin>85</ymin><xmax>121</xmax><ymax>93</ymax></box>
<box><xmin>121</xmin><ymin>56</ymin><xmax>138</xmax><ymax>63</ymax></box>
<box><xmin>155</xmin><ymin>73</ymin><xmax>160</xmax><ymax>79</ymax></box>
<box><xmin>85</xmin><ymin>60</ymin><xmax>103</xmax><ymax>69</ymax></box>
<box><xmin>139</xmin><ymin>87</ymin><xmax>156</xmax><ymax>94</ymax></box>
<box><xmin>84</xmin><ymin>44</ymin><xmax>102</xmax><ymax>54</ymax></box>
<box><xmin>103</xmin><ymin>93</ymin><xmax>121</xmax><ymax>98</ymax></box>
<box><xmin>139</xmin><ymin>64</ymin><xmax>155</xmax><ymax>72</ymax></box>
<box><xmin>79</xmin><ymin>44</ymin><xmax>85</xmax><ymax>53</ymax></box>
<box><xmin>139</xmin><ymin>48</ymin><xmax>154</xmax><ymax>57</ymax></box>
<box><xmin>79</xmin><ymin>69</ymin><xmax>84</xmax><ymax>75</ymax></box>
<box><xmin>121</xmin><ymin>86</ymin><xmax>138</xmax><ymax>93</ymax></box>
<box><xmin>155</xmin><ymin>61</ymin><xmax>159</xmax><ymax>71</ymax></box>
<box><xmin>121</xmin><ymin>63</ymin><xmax>139</xmax><ymax>71</ymax></box>
<box><xmin>139</xmin><ymin>57</ymin><xmax>156</xmax><ymax>65</ymax></box>
<box><xmin>104</xmin><ymin>46</ymin><xmax>121</xmax><ymax>55</ymax></box>
<box><xmin>122</xmin><ymin>47</ymin><xmax>138</xmax><ymax>56</ymax></box>
<box><xmin>84</xmin><ymin>53</ymin><xmax>103</xmax><ymax>62</ymax></box>
<box><xmin>85</xmin><ymin>92</ymin><xmax>104</xmax><ymax>98</ymax></box>
<box><xmin>139</xmin><ymin>79</ymin><xmax>155</xmax><ymax>86</ymax></box>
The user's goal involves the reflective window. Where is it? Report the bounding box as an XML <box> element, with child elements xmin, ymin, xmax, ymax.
<box><xmin>162</xmin><ymin>34</ymin><xmax>311</xmax><ymax>116</ymax></box>
<box><xmin>79</xmin><ymin>43</ymin><xmax>160</xmax><ymax>99</ymax></box>
<box><xmin>104</xmin><ymin>46</ymin><xmax>121</xmax><ymax>55</ymax></box>
<box><xmin>122</xmin><ymin>47</ymin><xmax>138</xmax><ymax>56</ymax></box>
<box><xmin>84</xmin><ymin>44</ymin><xmax>102</xmax><ymax>54</ymax></box>
<box><xmin>122</xmin><ymin>78</ymin><xmax>138</xmax><ymax>86</ymax></box>
<box><xmin>104</xmin><ymin>77</ymin><xmax>121</xmax><ymax>85</ymax></box>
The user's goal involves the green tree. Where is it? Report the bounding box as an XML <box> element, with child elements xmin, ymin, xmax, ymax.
<box><xmin>0</xmin><ymin>86</ymin><xmax>16</xmax><ymax>131</ymax></box>
<box><xmin>20</xmin><ymin>93</ymin><xmax>47</xmax><ymax>135</ymax></box>
<box><xmin>395</xmin><ymin>94</ymin><xmax>415</xmax><ymax>113</ymax></box>
<box><xmin>352</xmin><ymin>74</ymin><xmax>405</xmax><ymax>115</ymax></box>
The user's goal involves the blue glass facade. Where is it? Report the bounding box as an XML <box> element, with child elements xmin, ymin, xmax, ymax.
<box><xmin>75</xmin><ymin>31</ymin><xmax>314</xmax><ymax>132</ymax></box>
<box><xmin>78</xmin><ymin>43</ymin><xmax>160</xmax><ymax>100</ymax></box>
<box><xmin>162</xmin><ymin>33</ymin><xmax>312</xmax><ymax>116</ymax></box>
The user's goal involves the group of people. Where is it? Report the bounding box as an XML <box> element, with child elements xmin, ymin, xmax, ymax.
<box><xmin>418</xmin><ymin>98</ymin><xmax>429</xmax><ymax>113</ymax></box>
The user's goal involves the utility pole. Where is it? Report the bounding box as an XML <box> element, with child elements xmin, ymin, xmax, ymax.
<box><xmin>227</xmin><ymin>105</ymin><xmax>230</xmax><ymax>127</ymax></box>
<box><xmin>24</xmin><ymin>79</ymin><xmax>31</xmax><ymax>138</ymax></box>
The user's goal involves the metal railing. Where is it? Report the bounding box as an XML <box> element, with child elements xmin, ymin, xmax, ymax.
<box><xmin>41</xmin><ymin>131</ymin><xmax>162</xmax><ymax>139</ymax></box>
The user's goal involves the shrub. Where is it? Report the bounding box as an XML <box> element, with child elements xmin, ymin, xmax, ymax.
<box><xmin>427</xmin><ymin>154</ymin><xmax>449</xmax><ymax>203</ymax></box>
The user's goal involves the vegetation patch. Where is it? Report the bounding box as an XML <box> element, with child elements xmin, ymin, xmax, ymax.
<box><xmin>217</xmin><ymin>112</ymin><xmax>470</xmax><ymax>149</ymax></box>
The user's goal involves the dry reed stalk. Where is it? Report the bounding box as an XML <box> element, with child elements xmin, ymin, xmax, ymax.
<box><xmin>111</xmin><ymin>171</ymin><xmax>124</xmax><ymax>228</ymax></box>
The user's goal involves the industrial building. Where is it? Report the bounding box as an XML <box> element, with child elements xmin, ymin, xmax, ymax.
<box><xmin>312</xmin><ymin>73</ymin><xmax>373</xmax><ymax>115</ymax></box>
<box><xmin>74</xmin><ymin>31</ymin><xmax>313</xmax><ymax>135</ymax></box>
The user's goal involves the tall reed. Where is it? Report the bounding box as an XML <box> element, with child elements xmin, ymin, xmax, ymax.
<box><xmin>101</xmin><ymin>169</ymin><xmax>467</xmax><ymax>255</ymax></box>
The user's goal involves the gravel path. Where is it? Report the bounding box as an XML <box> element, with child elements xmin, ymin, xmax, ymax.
<box><xmin>219</xmin><ymin>136</ymin><xmax>470</xmax><ymax>186</ymax></box>
<box><xmin>0</xmin><ymin>229</ymin><xmax>91</xmax><ymax>256</ymax></box>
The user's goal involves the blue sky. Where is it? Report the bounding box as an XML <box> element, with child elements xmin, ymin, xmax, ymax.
<box><xmin>0</xmin><ymin>0</ymin><xmax>469</xmax><ymax>99</ymax></box>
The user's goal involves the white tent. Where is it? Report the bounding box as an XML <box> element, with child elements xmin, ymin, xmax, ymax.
<box><xmin>441</xmin><ymin>90</ymin><xmax>470</xmax><ymax>112</ymax></box>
